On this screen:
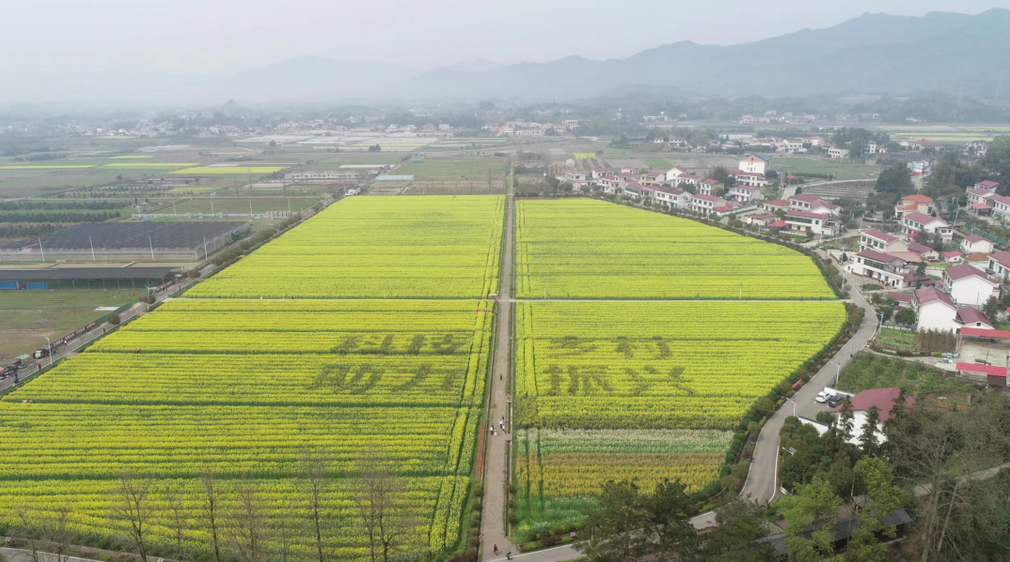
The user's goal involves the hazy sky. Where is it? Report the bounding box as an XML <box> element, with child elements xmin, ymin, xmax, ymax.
<box><xmin>4</xmin><ymin>0</ymin><xmax>1010</xmax><ymax>76</ymax></box>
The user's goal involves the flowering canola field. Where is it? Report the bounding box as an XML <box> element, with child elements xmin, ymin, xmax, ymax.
<box><xmin>515</xmin><ymin>198</ymin><xmax>835</xmax><ymax>299</ymax></box>
<box><xmin>0</xmin><ymin>197</ymin><xmax>504</xmax><ymax>560</ymax></box>
<box><xmin>512</xmin><ymin>200</ymin><xmax>844</xmax><ymax>539</ymax></box>
<box><xmin>190</xmin><ymin>196</ymin><xmax>504</xmax><ymax>299</ymax></box>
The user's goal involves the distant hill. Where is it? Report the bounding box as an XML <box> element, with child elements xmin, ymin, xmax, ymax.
<box><xmin>399</xmin><ymin>8</ymin><xmax>1010</xmax><ymax>100</ymax></box>
<box><xmin>225</xmin><ymin>56</ymin><xmax>415</xmax><ymax>102</ymax></box>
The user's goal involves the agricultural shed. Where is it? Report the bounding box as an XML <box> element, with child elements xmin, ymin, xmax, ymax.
<box><xmin>955</xmin><ymin>362</ymin><xmax>1007</xmax><ymax>388</ymax></box>
<box><xmin>0</xmin><ymin>265</ymin><xmax>179</xmax><ymax>290</ymax></box>
<box><xmin>1</xmin><ymin>221</ymin><xmax>248</xmax><ymax>262</ymax></box>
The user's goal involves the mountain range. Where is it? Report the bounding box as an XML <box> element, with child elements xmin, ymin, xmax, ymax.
<box><xmin>392</xmin><ymin>8</ymin><xmax>1010</xmax><ymax>101</ymax></box>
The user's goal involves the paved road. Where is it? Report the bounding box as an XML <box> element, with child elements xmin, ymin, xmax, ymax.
<box><xmin>0</xmin><ymin>271</ymin><xmax>203</xmax><ymax>395</ymax></box>
<box><xmin>481</xmin><ymin>188</ymin><xmax>517</xmax><ymax>559</ymax></box>
<box><xmin>741</xmin><ymin>250</ymin><xmax>878</xmax><ymax>504</ymax></box>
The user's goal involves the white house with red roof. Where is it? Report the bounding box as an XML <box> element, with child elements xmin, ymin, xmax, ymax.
<box><xmin>989</xmin><ymin>194</ymin><xmax>1010</xmax><ymax>221</ymax></box>
<box><xmin>591</xmin><ymin>167</ymin><xmax>614</xmax><ymax>179</ymax></box>
<box><xmin>901</xmin><ymin>212</ymin><xmax>952</xmax><ymax>242</ymax></box>
<box><xmin>762</xmin><ymin>199</ymin><xmax>790</xmax><ymax>213</ymax></box>
<box><xmin>859</xmin><ymin>229</ymin><xmax>908</xmax><ymax>253</ymax></box>
<box><xmin>942</xmin><ymin>264</ymin><xmax>997</xmax><ymax>306</ymax></box>
<box><xmin>638</xmin><ymin>171</ymin><xmax>667</xmax><ymax>186</ymax></box>
<box><xmin>831</xmin><ymin>387</ymin><xmax>914</xmax><ymax>445</ymax></box>
<box><xmin>698</xmin><ymin>178</ymin><xmax>724</xmax><ymax>195</ymax></box>
<box><xmin>850</xmin><ymin>249</ymin><xmax>909</xmax><ymax>288</ymax></box>
<box><xmin>987</xmin><ymin>250</ymin><xmax>1010</xmax><ymax>280</ymax></box>
<box><xmin>746</xmin><ymin>213</ymin><xmax>779</xmax><ymax>227</ymax></box>
<box><xmin>784</xmin><ymin>210</ymin><xmax>835</xmax><ymax>236</ymax></box>
<box><xmin>733</xmin><ymin>170</ymin><xmax>770</xmax><ymax>188</ymax></box>
<box><xmin>727</xmin><ymin>184</ymin><xmax>764</xmax><ymax>203</ymax></box>
<box><xmin>894</xmin><ymin>194</ymin><xmax>935</xmax><ymax>219</ymax></box>
<box><xmin>691</xmin><ymin>193</ymin><xmax>727</xmax><ymax>215</ymax></box>
<box><xmin>655</xmin><ymin>186</ymin><xmax>691</xmax><ymax>209</ymax></box>
<box><xmin>960</xmin><ymin>234</ymin><xmax>995</xmax><ymax>255</ymax></box>
<box><xmin>954</xmin><ymin>307</ymin><xmax>994</xmax><ymax>330</ymax></box>
<box><xmin>913</xmin><ymin>287</ymin><xmax>959</xmax><ymax>332</ymax></box>
<box><xmin>974</xmin><ymin>180</ymin><xmax>1000</xmax><ymax>192</ymax></box>
<box><xmin>966</xmin><ymin>186</ymin><xmax>997</xmax><ymax>206</ymax></box>
<box><xmin>665</xmin><ymin>166</ymin><xmax>688</xmax><ymax>182</ymax></box>
<box><xmin>789</xmin><ymin>194</ymin><xmax>839</xmax><ymax>217</ymax></box>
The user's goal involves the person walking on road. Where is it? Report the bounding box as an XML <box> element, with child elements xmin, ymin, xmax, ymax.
<box><xmin>493</xmin><ymin>544</ymin><xmax>498</xmax><ymax>556</ymax></box>
<box><xmin>506</xmin><ymin>552</ymin><xmax>512</xmax><ymax>560</ymax></box>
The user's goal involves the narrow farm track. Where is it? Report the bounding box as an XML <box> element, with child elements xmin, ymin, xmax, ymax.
<box><xmin>481</xmin><ymin>184</ymin><xmax>517</xmax><ymax>558</ymax></box>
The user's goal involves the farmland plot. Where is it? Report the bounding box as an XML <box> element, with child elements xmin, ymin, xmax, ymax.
<box><xmin>516</xmin><ymin>199</ymin><xmax>834</xmax><ymax>299</ymax></box>
<box><xmin>513</xmin><ymin>301</ymin><xmax>845</xmax><ymax>538</ymax></box>
<box><xmin>0</xmin><ymin>196</ymin><xmax>505</xmax><ymax>561</ymax></box>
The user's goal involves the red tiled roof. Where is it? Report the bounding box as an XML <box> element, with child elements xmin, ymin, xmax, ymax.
<box><xmin>857</xmin><ymin>249</ymin><xmax>901</xmax><ymax>263</ymax></box>
<box><xmin>862</xmin><ymin>229</ymin><xmax>897</xmax><ymax>243</ymax></box>
<box><xmin>955</xmin><ymin>307</ymin><xmax>993</xmax><ymax>328</ymax></box>
<box><xmin>955</xmin><ymin>362</ymin><xmax>1006</xmax><ymax>377</ymax></box>
<box><xmin>943</xmin><ymin>251</ymin><xmax>962</xmax><ymax>258</ymax></box>
<box><xmin>970</xmin><ymin>203</ymin><xmax>992</xmax><ymax>209</ymax></box>
<box><xmin>965</xmin><ymin>252</ymin><xmax>990</xmax><ymax>262</ymax></box>
<box><xmin>914</xmin><ymin>286</ymin><xmax>955</xmax><ymax>309</ymax></box>
<box><xmin>787</xmin><ymin>210</ymin><xmax>829</xmax><ymax>220</ymax></box>
<box><xmin>886</xmin><ymin>291</ymin><xmax>914</xmax><ymax>303</ymax></box>
<box><xmin>968</xmin><ymin>187</ymin><xmax>995</xmax><ymax>196</ymax></box>
<box><xmin>963</xmin><ymin>234</ymin><xmax>988</xmax><ymax>243</ymax></box>
<box><xmin>945</xmin><ymin>264</ymin><xmax>991</xmax><ymax>282</ymax></box>
<box><xmin>831</xmin><ymin>387</ymin><xmax>914</xmax><ymax>421</ymax></box>
<box><xmin>764</xmin><ymin>199</ymin><xmax>790</xmax><ymax>207</ymax></box>
<box><xmin>961</xmin><ymin>327</ymin><xmax>1010</xmax><ymax>339</ymax></box>
<box><xmin>702</xmin><ymin>178</ymin><xmax>723</xmax><ymax>185</ymax></box>
<box><xmin>790</xmin><ymin>194</ymin><xmax>822</xmax><ymax>203</ymax></box>
<box><xmin>990</xmin><ymin>250</ymin><xmax>1010</xmax><ymax>268</ymax></box>
<box><xmin>907</xmin><ymin>242</ymin><xmax>933</xmax><ymax>255</ymax></box>
<box><xmin>713</xmin><ymin>205</ymin><xmax>735</xmax><ymax>212</ymax></box>
<box><xmin>903</xmin><ymin>194</ymin><xmax>934</xmax><ymax>204</ymax></box>
<box><xmin>693</xmin><ymin>193</ymin><xmax>722</xmax><ymax>202</ymax></box>
<box><xmin>904</xmin><ymin>212</ymin><xmax>944</xmax><ymax>226</ymax></box>
<box><xmin>769</xmin><ymin>221</ymin><xmax>788</xmax><ymax>228</ymax></box>
<box><xmin>977</xmin><ymin>180</ymin><xmax>1000</xmax><ymax>188</ymax></box>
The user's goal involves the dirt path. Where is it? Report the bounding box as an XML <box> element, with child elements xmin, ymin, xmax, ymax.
<box><xmin>480</xmin><ymin>189</ymin><xmax>517</xmax><ymax>559</ymax></box>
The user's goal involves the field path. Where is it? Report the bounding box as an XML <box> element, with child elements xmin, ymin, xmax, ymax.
<box><xmin>741</xmin><ymin>249</ymin><xmax>877</xmax><ymax>504</ymax></box>
<box><xmin>481</xmin><ymin>184</ymin><xmax>517</xmax><ymax>559</ymax></box>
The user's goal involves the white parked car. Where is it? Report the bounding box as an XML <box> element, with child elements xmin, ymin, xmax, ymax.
<box><xmin>815</xmin><ymin>389</ymin><xmax>835</xmax><ymax>403</ymax></box>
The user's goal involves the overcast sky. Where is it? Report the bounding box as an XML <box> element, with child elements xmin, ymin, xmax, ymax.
<box><xmin>4</xmin><ymin>0</ymin><xmax>1010</xmax><ymax>77</ymax></box>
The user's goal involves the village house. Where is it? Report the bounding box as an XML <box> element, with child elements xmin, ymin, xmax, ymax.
<box><xmin>638</xmin><ymin>171</ymin><xmax>667</xmax><ymax>186</ymax></box>
<box><xmin>859</xmin><ymin>229</ymin><xmax>908</xmax><ymax>254</ymax></box>
<box><xmin>784</xmin><ymin>209</ymin><xmax>836</xmax><ymax>236</ymax></box>
<box><xmin>975</xmin><ymin>180</ymin><xmax>1000</xmax><ymax>192</ymax></box>
<box><xmin>655</xmin><ymin>187</ymin><xmax>692</xmax><ymax>209</ymax></box>
<box><xmin>955</xmin><ymin>307</ymin><xmax>994</xmax><ymax>331</ymax></box>
<box><xmin>990</xmin><ymin>195</ymin><xmax>1010</xmax><ymax>221</ymax></box>
<box><xmin>727</xmin><ymin>184</ymin><xmax>764</xmax><ymax>203</ymax></box>
<box><xmin>739</xmin><ymin>153</ymin><xmax>769</xmax><ymax>175</ymax></box>
<box><xmin>988</xmin><ymin>250</ymin><xmax>1010</xmax><ymax>280</ymax></box>
<box><xmin>789</xmin><ymin>194</ymin><xmax>840</xmax><ymax>216</ymax></box>
<box><xmin>849</xmin><ymin>249</ymin><xmax>909</xmax><ymax>288</ymax></box>
<box><xmin>960</xmin><ymin>234</ymin><xmax>995</xmax><ymax>255</ymax></box>
<box><xmin>827</xmin><ymin>147</ymin><xmax>850</xmax><ymax>159</ymax></box>
<box><xmin>700</xmin><ymin>178</ymin><xmax>724</xmax><ymax>194</ymax></box>
<box><xmin>746</xmin><ymin>213</ymin><xmax>779</xmax><ymax>227</ymax></box>
<box><xmin>901</xmin><ymin>212</ymin><xmax>952</xmax><ymax>242</ymax></box>
<box><xmin>830</xmin><ymin>387</ymin><xmax>914</xmax><ymax>442</ymax></box>
<box><xmin>691</xmin><ymin>193</ymin><xmax>727</xmax><ymax>215</ymax></box>
<box><xmin>893</xmin><ymin>194</ymin><xmax>935</xmax><ymax>219</ymax></box>
<box><xmin>913</xmin><ymin>287</ymin><xmax>960</xmax><ymax>332</ymax></box>
<box><xmin>942</xmin><ymin>264</ymin><xmax>998</xmax><ymax>306</ymax></box>
<box><xmin>762</xmin><ymin>199</ymin><xmax>790</xmax><ymax>214</ymax></box>
<box><xmin>665</xmin><ymin>166</ymin><xmax>688</xmax><ymax>183</ymax></box>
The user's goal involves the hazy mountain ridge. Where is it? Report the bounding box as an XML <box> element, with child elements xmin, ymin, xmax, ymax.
<box><xmin>397</xmin><ymin>8</ymin><xmax>1010</xmax><ymax>101</ymax></box>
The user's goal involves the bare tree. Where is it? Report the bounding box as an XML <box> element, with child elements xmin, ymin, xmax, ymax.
<box><xmin>201</xmin><ymin>465</ymin><xmax>224</xmax><ymax>562</ymax></box>
<box><xmin>114</xmin><ymin>474</ymin><xmax>153</xmax><ymax>562</ymax></box>
<box><xmin>13</xmin><ymin>504</ymin><xmax>43</xmax><ymax>562</ymax></box>
<box><xmin>162</xmin><ymin>483</ymin><xmax>191</xmax><ymax>561</ymax></box>
<box><xmin>44</xmin><ymin>502</ymin><xmax>75</xmax><ymax>562</ymax></box>
<box><xmin>271</xmin><ymin>493</ymin><xmax>298</xmax><ymax>562</ymax></box>
<box><xmin>352</xmin><ymin>447</ymin><xmax>417</xmax><ymax>562</ymax></box>
<box><xmin>298</xmin><ymin>449</ymin><xmax>331</xmax><ymax>562</ymax></box>
<box><xmin>227</xmin><ymin>480</ymin><xmax>268</xmax><ymax>562</ymax></box>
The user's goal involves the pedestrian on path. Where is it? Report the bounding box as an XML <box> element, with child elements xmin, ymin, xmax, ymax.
<box><xmin>493</xmin><ymin>544</ymin><xmax>498</xmax><ymax>555</ymax></box>
<box><xmin>506</xmin><ymin>552</ymin><xmax>512</xmax><ymax>560</ymax></box>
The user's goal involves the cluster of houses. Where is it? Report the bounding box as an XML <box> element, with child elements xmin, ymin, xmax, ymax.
<box><xmin>563</xmin><ymin>153</ymin><xmax>774</xmax><ymax>217</ymax></box>
<box><xmin>846</xmin><ymin>197</ymin><xmax>1009</xmax><ymax>333</ymax></box>
<box><xmin>747</xmin><ymin>194</ymin><xmax>841</xmax><ymax>237</ymax></box>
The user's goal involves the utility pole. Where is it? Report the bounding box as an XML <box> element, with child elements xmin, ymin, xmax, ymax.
<box><xmin>249</xmin><ymin>198</ymin><xmax>254</xmax><ymax>217</ymax></box>
<box><xmin>44</xmin><ymin>336</ymin><xmax>53</xmax><ymax>367</ymax></box>
<box><xmin>203</xmin><ymin>235</ymin><xmax>209</xmax><ymax>260</ymax></box>
<box><xmin>149</xmin><ymin>235</ymin><xmax>155</xmax><ymax>261</ymax></box>
<box><xmin>90</xmin><ymin>236</ymin><xmax>96</xmax><ymax>262</ymax></box>
<box><xmin>38</xmin><ymin>237</ymin><xmax>45</xmax><ymax>262</ymax></box>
